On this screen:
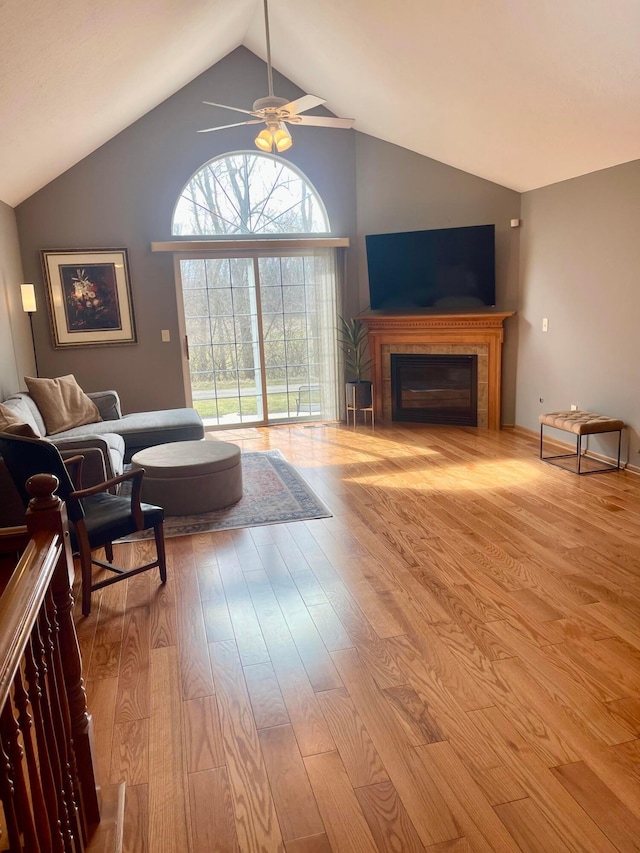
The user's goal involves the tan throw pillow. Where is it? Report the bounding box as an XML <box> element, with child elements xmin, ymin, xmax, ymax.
<box><xmin>1</xmin><ymin>422</ymin><xmax>41</xmax><ymax>439</ymax></box>
<box><xmin>0</xmin><ymin>402</ymin><xmax>25</xmax><ymax>431</ymax></box>
<box><xmin>25</xmin><ymin>374</ymin><xmax>101</xmax><ymax>435</ymax></box>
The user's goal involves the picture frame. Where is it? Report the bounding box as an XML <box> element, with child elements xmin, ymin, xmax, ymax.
<box><xmin>41</xmin><ymin>248</ymin><xmax>137</xmax><ymax>348</ymax></box>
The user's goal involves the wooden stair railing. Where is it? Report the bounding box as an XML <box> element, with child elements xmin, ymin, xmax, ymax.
<box><xmin>0</xmin><ymin>473</ymin><xmax>100</xmax><ymax>851</ymax></box>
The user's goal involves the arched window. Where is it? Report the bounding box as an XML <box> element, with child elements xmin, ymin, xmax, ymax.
<box><xmin>170</xmin><ymin>152</ymin><xmax>341</xmax><ymax>427</ymax></box>
<box><xmin>172</xmin><ymin>151</ymin><xmax>330</xmax><ymax>236</ymax></box>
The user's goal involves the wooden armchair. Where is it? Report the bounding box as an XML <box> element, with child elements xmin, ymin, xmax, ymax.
<box><xmin>0</xmin><ymin>431</ymin><xmax>166</xmax><ymax>616</ymax></box>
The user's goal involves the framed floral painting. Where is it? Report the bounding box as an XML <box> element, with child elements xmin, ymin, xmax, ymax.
<box><xmin>41</xmin><ymin>248</ymin><xmax>137</xmax><ymax>347</ymax></box>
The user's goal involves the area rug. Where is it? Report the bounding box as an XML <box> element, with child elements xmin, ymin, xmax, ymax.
<box><xmin>119</xmin><ymin>449</ymin><xmax>331</xmax><ymax>540</ymax></box>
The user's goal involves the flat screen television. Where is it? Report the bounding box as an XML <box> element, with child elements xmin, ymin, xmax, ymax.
<box><xmin>365</xmin><ymin>224</ymin><xmax>496</xmax><ymax>310</ymax></box>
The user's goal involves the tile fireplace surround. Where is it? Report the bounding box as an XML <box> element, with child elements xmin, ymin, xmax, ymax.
<box><xmin>359</xmin><ymin>312</ymin><xmax>514</xmax><ymax>430</ymax></box>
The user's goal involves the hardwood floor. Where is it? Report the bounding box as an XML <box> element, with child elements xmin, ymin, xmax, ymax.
<box><xmin>75</xmin><ymin>422</ymin><xmax>640</xmax><ymax>852</ymax></box>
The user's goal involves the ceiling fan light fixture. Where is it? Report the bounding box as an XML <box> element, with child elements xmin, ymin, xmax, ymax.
<box><xmin>255</xmin><ymin>123</ymin><xmax>293</xmax><ymax>153</ymax></box>
<box><xmin>273</xmin><ymin>123</ymin><xmax>292</xmax><ymax>152</ymax></box>
<box><xmin>254</xmin><ymin>128</ymin><xmax>275</xmax><ymax>152</ymax></box>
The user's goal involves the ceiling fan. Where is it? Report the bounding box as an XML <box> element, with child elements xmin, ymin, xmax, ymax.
<box><xmin>198</xmin><ymin>0</ymin><xmax>355</xmax><ymax>153</ymax></box>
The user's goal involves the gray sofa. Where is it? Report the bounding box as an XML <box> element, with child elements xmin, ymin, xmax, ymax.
<box><xmin>1</xmin><ymin>389</ymin><xmax>204</xmax><ymax>526</ymax></box>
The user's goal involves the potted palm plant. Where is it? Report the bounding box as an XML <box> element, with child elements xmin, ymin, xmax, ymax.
<box><xmin>337</xmin><ymin>317</ymin><xmax>373</xmax><ymax>410</ymax></box>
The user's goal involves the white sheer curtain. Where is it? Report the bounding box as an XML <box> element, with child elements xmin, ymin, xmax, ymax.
<box><xmin>308</xmin><ymin>248</ymin><xmax>340</xmax><ymax>422</ymax></box>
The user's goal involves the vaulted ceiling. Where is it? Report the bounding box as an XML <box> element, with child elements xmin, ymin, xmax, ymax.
<box><xmin>2</xmin><ymin>0</ymin><xmax>639</xmax><ymax>207</ymax></box>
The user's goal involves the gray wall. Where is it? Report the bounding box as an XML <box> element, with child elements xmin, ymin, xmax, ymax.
<box><xmin>354</xmin><ymin>134</ymin><xmax>521</xmax><ymax>423</ymax></box>
<box><xmin>0</xmin><ymin>201</ymin><xmax>33</xmax><ymax>397</ymax></box>
<box><xmin>16</xmin><ymin>48</ymin><xmax>357</xmax><ymax>414</ymax></box>
<box><xmin>517</xmin><ymin>159</ymin><xmax>640</xmax><ymax>460</ymax></box>
<box><xmin>16</xmin><ymin>46</ymin><xmax>521</xmax><ymax>422</ymax></box>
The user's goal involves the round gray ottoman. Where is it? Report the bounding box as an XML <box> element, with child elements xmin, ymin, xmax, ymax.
<box><xmin>131</xmin><ymin>440</ymin><xmax>243</xmax><ymax>516</ymax></box>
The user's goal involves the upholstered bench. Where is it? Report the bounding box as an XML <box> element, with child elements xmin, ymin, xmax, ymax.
<box><xmin>131</xmin><ymin>440</ymin><xmax>243</xmax><ymax>515</ymax></box>
<box><xmin>539</xmin><ymin>410</ymin><xmax>624</xmax><ymax>474</ymax></box>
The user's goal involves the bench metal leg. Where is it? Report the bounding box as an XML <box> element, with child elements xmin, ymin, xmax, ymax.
<box><xmin>540</xmin><ymin>424</ymin><xmax>622</xmax><ymax>475</ymax></box>
<box><xmin>577</xmin><ymin>434</ymin><xmax>582</xmax><ymax>474</ymax></box>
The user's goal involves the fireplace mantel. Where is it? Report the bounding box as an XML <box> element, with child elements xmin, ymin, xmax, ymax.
<box><xmin>359</xmin><ymin>312</ymin><xmax>514</xmax><ymax>430</ymax></box>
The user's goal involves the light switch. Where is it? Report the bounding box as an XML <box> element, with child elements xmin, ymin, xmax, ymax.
<box><xmin>542</xmin><ymin>318</ymin><xmax>549</xmax><ymax>332</ymax></box>
<box><xmin>161</xmin><ymin>329</ymin><xmax>171</xmax><ymax>342</ymax></box>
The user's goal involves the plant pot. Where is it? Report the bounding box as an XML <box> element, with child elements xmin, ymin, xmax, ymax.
<box><xmin>346</xmin><ymin>380</ymin><xmax>373</xmax><ymax>410</ymax></box>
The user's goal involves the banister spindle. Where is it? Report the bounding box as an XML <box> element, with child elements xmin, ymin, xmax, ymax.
<box><xmin>14</xmin><ymin>665</ymin><xmax>50</xmax><ymax>851</ymax></box>
<box><xmin>0</xmin><ymin>722</ymin><xmax>20</xmax><ymax>847</ymax></box>
<box><xmin>44</xmin><ymin>589</ymin><xmax>85</xmax><ymax>846</ymax></box>
<box><xmin>1</xmin><ymin>700</ymin><xmax>40</xmax><ymax>851</ymax></box>
<box><xmin>26</xmin><ymin>631</ymin><xmax>65</xmax><ymax>853</ymax></box>
<box><xmin>27</xmin><ymin>471</ymin><xmax>101</xmax><ymax>826</ymax></box>
<box><xmin>34</xmin><ymin>613</ymin><xmax>74</xmax><ymax>851</ymax></box>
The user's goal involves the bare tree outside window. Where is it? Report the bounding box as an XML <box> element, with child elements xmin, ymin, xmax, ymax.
<box><xmin>173</xmin><ymin>152</ymin><xmax>329</xmax><ymax>236</ymax></box>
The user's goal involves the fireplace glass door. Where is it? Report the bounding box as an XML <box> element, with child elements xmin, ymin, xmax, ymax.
<box><xmin>391</xmin><ymin>354</ymin><xmax>478</xmax><ymax>425</ymax></box>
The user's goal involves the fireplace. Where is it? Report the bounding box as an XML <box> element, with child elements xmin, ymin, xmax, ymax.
<box><xmin>359</xmin><ymin>312</ymin><xmax>514</xmax><ymax>429</ymax></box>
<box><xmin>391</xmin><ymin>354</ymin><xmax>478</xmax><ymax>425</ymax></box>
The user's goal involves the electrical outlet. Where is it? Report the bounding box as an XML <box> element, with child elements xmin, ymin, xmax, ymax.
<box><xmin>539</xmin><ymin>397</ymin><xmax>544</xmax><ymax>404</ymax></box>
<box><xmin>570</xmin><ymin>404</ymin><xmax>578</xmax><ymax>411</ymax></box>
<box><xmin>542</xmin><ymin>318</ymin><xmax>549</xmax><ymax>332</ymax></box>
<box><xmin>161</xmin><ymin>329</ymin><xmax>171</xmax><ymax>342</ymax></box>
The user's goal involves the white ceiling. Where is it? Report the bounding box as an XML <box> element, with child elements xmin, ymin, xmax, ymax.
<box><xmin>2</xmin><ymin>0</ymin><xmax>640</xmax><ymax>207</ymax></box>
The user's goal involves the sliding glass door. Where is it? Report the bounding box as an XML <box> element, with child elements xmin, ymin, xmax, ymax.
<box><xmin>178</xmin><ymin>250</ymin><xmax>339</xmax><ymax>427</ymax></box>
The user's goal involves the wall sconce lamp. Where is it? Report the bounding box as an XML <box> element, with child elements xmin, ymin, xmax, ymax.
<box><xmin>21</xmin><ymin>284</ymin><xmax>39</xmax><ymax>377</ymax></box>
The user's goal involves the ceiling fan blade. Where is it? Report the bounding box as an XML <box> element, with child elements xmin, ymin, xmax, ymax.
<box><xmin>203</xmin><ymin>101</ymin><xmax>257</xmax><ymax>116</ymax></box>
<box><xmin>295</xmin><ymin>115</ymin><xmax>355</xmax><ymax>129</ymax></box>
<box><xmin>281</xmin><ymin>94</ymin><xmax>326</xmax><ymax>116</ymax></box>
<box><xmin>198</xmin><ymin>120</ymin><xmax>263</xmax><ymax>133</ymax></box>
